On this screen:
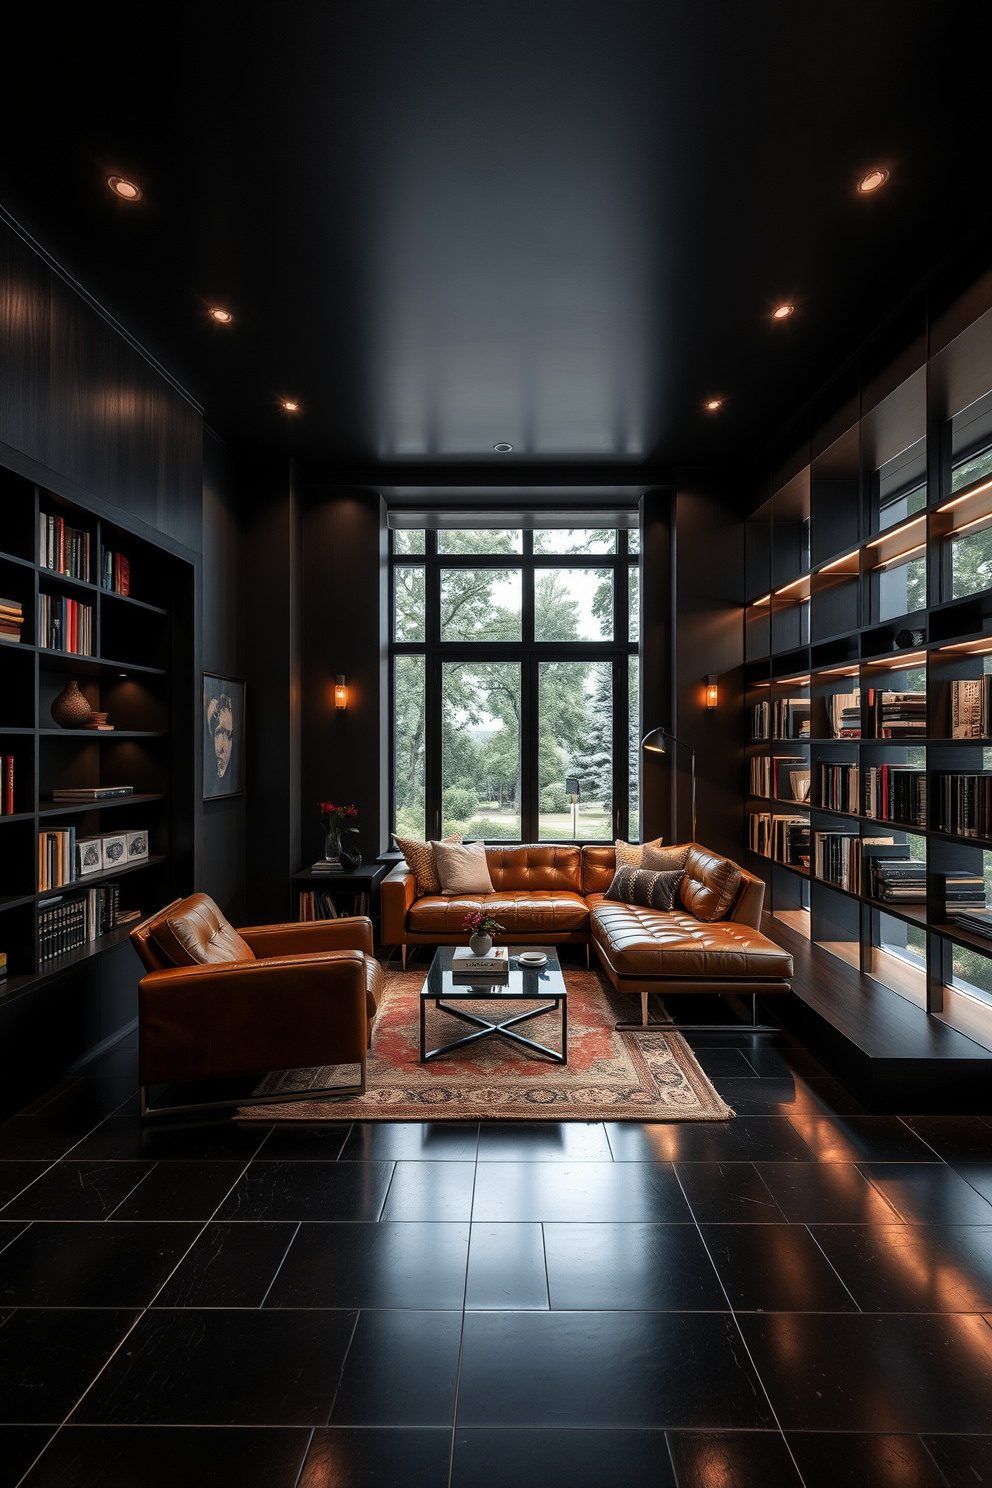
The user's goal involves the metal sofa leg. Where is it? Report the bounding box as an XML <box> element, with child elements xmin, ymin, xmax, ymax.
<box><xmin>585</xmin><ymin>944</ymin><xmax>590</xmax><ymax>969</ymax></box>
<box><xmin>401</xmin><ymin>944</ymin><xmax>407</xmax><ymax>971</ymax></box>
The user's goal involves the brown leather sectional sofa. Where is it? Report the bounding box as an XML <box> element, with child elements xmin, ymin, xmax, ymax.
<box><xmin>382</xmin><ymin>842</ymin><xmax>793</xmax><ymax>1026</ymax></box>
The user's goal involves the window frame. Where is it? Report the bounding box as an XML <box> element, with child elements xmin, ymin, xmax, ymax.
<box><xmin>390</xmin><ymin>525</ymin><xmax>639</xmax><ymax>843</ymax></box>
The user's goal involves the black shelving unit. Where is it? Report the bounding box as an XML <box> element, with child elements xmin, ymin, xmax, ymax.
<box><xmin>0</xmin><ymin>462</ymin><xmax>194</xmax><ymax>1095</ymax></box>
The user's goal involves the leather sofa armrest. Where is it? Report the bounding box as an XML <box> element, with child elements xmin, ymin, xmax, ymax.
<box><xmin>138</xmin><ymin>950</ymin><xmax>370</xmax><ymax>1084</ymax></box>
<box><xmin>239</xmin><ymin>916</ymin><xmax>374</xmax><ymax>958</ymax></box>
<box><xmin>727</xmin><ymin>871</ymin><xmax>765</xmax><ymax>928</ymax></box>
<box><xmin>381</xmin><ymin>862</ymin><xmax>416</xmax><ymax>944</ymax></box>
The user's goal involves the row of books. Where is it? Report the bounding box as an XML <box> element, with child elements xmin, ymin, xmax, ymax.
<box><xmin>749</xmin><ymin>697</ymin><xmax>810</xmax><ymax>740</ymax></box>
<box><xmin>100</xmin><ymin>547</ymin><xmax>130</xmax><ymax>596</ymax></box>
<box><xmin>40</xmin><ymin>512</ymin><xmax>91</xmax><ymax>580</ymax></box>
<box><xmin>867</xmin><ymin>855</ymin><xmax>927</xmax><ymax>905</ymax></box>
<box><xmin>827</xmin><ymin>691</ymin><xmax>861</xmax><ymax>738</ymax></box>
<box><xmin>934</xmin><ymin>774</ymin><xmax>992</xmax><ymax>838</ymax></box>
<box><xmin>748</xmin><ymin>812</ymin><xmax>810</xmax><ymax>868</ymax></box>
<box><xmin>39</xmin><ymin>593</ymin><xmax>93</xmax><ymax>654</ymax></box>
<box><xmin>38</xmin><ymin>884</ymin><xmax>138</xmax><ymax>964</ymax></box>
<box><xmin>951</xmin><ymin>678</ymin><xmax>992</xmax><ymax>738</ymax></box>
<box><xmin>819</xmin><ymin>762</ymin><xmax>859</xmax><ymax>814</ymax></box>
<box><xmin>863</xmin><ymin>766</ymin><xmax>927</xmax><ymax>826</ymax></box>
<box><xmin>749</xmin><ymin>755</ymin><xmax>809</xmax><ymax>801</ymax></box>
<box><xmin>298</xmin><ymin>889</ymin><xmax>371</xmax><ymax>920</ymax></box>
<box><xmin>812</xmin><ymin>833</ymin><xmax>910</xmax><ymax>895</ymax></box>
<box><xmin>0</xmin><ymin>596</ymin><xmax>24</xmax><ymax>644</ymax></box>
<box><xmin>38</xmin><ymin>827</ymin><xmax>149</xmax><ymax>889</ymax></box>
<box><xmin>0</xmin><ymin>757</ymin><xmax>14</xmax><ymax>815</ymax></box>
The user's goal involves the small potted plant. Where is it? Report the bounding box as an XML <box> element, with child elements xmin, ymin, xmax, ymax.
<box><xmin>462</xmin><ymin>908</ymin><xmax>505</xmax><ymax>957</ymax></box>
<box><xmin>319</xmin><ymin>801</ymin><xmax>359</xmax><ymax>865</ymax></box>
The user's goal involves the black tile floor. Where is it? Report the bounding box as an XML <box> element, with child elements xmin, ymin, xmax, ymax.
<box><xmin>2</xmin><ymin>1026</ymin><xmax>992</xmax><ymax>1486</ymax></box>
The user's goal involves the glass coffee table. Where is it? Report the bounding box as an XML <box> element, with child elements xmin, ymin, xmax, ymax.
<box><xmin>420</xmin><ymin>945</ymin><xmax>567</xmax><ymax>1064</ymax></box>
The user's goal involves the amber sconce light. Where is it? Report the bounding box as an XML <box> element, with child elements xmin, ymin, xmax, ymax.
<box><xmin>334</xmin><ymin>675</ymin><xmax>348</xmax><ymax>710</ymax></box>
<box><xmin>705</xmin><ymin>675</ymin><xmax>718</xmax><ymax>709</ymax></box>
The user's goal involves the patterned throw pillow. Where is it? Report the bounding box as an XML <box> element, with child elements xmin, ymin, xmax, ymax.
<box><xmin>614</xmin><ymin>837</ymin><xmax>665</xmax><ymax>869</ymax></box>
<box><xmin>604</xmin><ymin>865</ymin><xmax>684</xmax><ymax>911</ymax></box>
<box><xmin>392</xmin><ymin>832</ymin><xmax>463</xmax><ymax>896</ymax></box>
<box><xmin>642</xmin><ymin>843</ymin><xmax>692</xmax><ymax>870</ymax></box>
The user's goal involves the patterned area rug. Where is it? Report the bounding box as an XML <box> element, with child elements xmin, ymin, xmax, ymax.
<box><xmin>239</xmin><ymin>965</ymin><xmax>732</xmax><ymax>1122</ymax></box>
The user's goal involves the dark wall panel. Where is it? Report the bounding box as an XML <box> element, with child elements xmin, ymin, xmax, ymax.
<box><xmin>200</xmin><ymin>429</ymin><xmax>246</xmax><ymax>921</ymax></box>
<box><xmin>0</xmin><ymin>218</ymin><xmax>201</xmax><ymax>548</ymax></box>
<box><xmin>639</xmin><ymin>486</ymin><xmax>676</xmax><ymax>841</ymax></box>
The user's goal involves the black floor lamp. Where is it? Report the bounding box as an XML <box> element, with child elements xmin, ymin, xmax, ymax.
<box><xmin>641</xmin><ymin>727</ymin><xmax>696</xmax><ymax>842</ymax></box>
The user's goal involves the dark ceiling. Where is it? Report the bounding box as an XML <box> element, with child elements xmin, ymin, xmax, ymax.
<box><xmin>1</xmin><ymin>1</ymin><xmax>989</xmax><ymax>480</ymax></box>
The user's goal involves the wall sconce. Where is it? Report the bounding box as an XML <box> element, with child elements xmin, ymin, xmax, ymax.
<box><xmin>334</xmin><ymin>674</ymin><xmax>348</xmax><ymax>710</ymax></box>
<box><xmin>705</xmin><ymin>675</ymin><xmax>718</xmax><ymax>709</ymax></box>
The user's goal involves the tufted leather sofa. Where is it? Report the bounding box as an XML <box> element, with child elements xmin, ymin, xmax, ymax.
<box><xmin>131</xmin><ymin>893</ymin><xmax>382</xmax><ymax>1116</ymax></box>
<box><xmin>381</xmin><ymin>842</ymin><xmax>793</xmax><ymax>1023</ymax></box>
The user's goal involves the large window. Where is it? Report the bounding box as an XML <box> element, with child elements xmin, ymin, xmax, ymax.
<box><xmin>391</xmin><ymin>524</ymin><xmax>639</xmax><ymax>842</ymax></box>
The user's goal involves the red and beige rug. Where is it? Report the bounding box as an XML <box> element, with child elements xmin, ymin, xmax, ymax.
<box><xmin>239</xmin><ymin>965</ymin><xmax>732</xmax><ymax>1122</ymax></box>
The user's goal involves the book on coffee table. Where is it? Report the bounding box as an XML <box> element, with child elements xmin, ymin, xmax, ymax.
<box><xmin>451</xmin><ymin>945</ymin><xmax>509</xmax><ymax>979</ymax></box>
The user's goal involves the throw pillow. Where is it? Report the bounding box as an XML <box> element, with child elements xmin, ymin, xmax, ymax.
<box><xmin>679</xmin><ymin>846</ymin><xmax>742</xmax><ymax>923</ymax></box>
<box><xmin>432</xmin><ymin>838</ymin><xmax>495</xmax><ymax>895</ymax></box>
<box><xmin>642</xmin><ymin>842</ymin><xmax>692</xmax><ymax>870</ymax></box>
<box><xmin>614</xmin><ymin>836</ymin><xmax>665</xmax><ymax>870</ymax></box>
<box><xmin>605</xmin><ymin>865</ymin><xmax>684</xmax><ymax>911</ymax></box>
<box><xmin>392</xmin><ymin>831</ymin><xmax>463</xmax><ymax>896</ymax></box>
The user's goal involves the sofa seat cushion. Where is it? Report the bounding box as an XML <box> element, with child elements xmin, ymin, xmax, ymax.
<box><xmin>589</xmin><ymin>899</ymin><xmax>793</xmax><ymax>979</ymax></box>
<box><xmin>409</xmin><ymin>890</ymin><xmax>589</xmax><ymax>933</ymax></box>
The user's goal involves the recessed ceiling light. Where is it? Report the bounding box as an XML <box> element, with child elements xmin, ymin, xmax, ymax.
<box><xmin>858</xmin><ymin>167</ymin><xmax>889</xmax><ymax>194</ymax></box>
<box><xmin>704</xmin><ymin>398</ymin><xmax>722</xmax><ymax>412</ymax></box>
<box><xmin>772</xmin><ymin>304</ymin><xmax>794</xmax><ymax>321</ymax></box>
<box><xmin>282</xmin><ymin>399</ymin><xmax>300</xmax><ymax>412</ymax></box>
<box><xmin>209</xmin><ymin>308</ymin><xmax>233</xmax><ymax>324</ymax></box>
<box><xmin>493</xmin><ymin>443</ymin><xmax>513</xmax><ymax>452</ymax></box>
<box><xmin>107</xmin><ymin>175</ymin><xmax>141</xmax><ymax>201</ymax></box>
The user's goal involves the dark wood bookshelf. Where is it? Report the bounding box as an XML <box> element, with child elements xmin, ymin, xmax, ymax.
<box><xmin>744</xmin><ymin>296</ymin><xmax>992</xmax><ymax>1090</ymax></box>
<box><xmin>0</xmin><ymin>462</ymin><xmax>194</xmax><ymax>1038</ymax></box>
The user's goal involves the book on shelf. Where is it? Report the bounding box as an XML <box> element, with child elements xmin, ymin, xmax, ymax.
<box><xmin>39</xmin><ymin>593</ymin><xmax>93</xmax><ymax>654</ymax></box>
<box><xmin>813</xmin><ymin>833</ymin><xmax>900</xmax><ymax>895</ymax></box>
<box><xmin>818</xmin><ymin>761</ymin><xmax>859</xmax><ymax>814</ymax></box>
<box><xmin>0</xmin><ymin>597</ymin><xmax>24</xmax><ymax>643</ymax></box>
<box><xmin>750</xmin><ymin>697</ymin><xmax>810</xmax><ymax>740</ymax></box>
<box><xmin>99</xmin><ymin>547</ymin><xmax>130</xmax><ymax>596</ymax></box>
<box><xmin>50</xmin><ymin>786</ymin><xmax>134</xmax><ymax>799</ymax></box>
<box><xmin>949</xmin><ymin>908</ymin><xmax>992</xmax><ymax>941</ymax></box>
<box><xmin>749</xmin><ymin>812</ymin><xmax>810</xmax><ymax>867</ymax></box>
<box><xmin>749</xmin><ymin>755</ymin><xmax>807</xmax><ymax>799</ymax></box>
<box><xmin>309</xmin><ymin>859</ymin><xmax>345</xmax><ymax>872</ymax></box>
<box><xmin>863</xmin><ymin>846</ymin><xmax>927</xmax><ymax>905</ymax></box>
<box><xmin>0</xmin><ymin>951</ymin><xmax>6</xmax><ymax>985</ymax></box>
<box><xmin>944</xmin><ymin>874</ymin><xmax>986</xmax><ymax>916</ymax></box>
<box><xmin>867</xmin><ymin>689</ymin><xmax>927</xmax><ymax>738</ymax></box>
<box><xmin>37</xmin><ymin>883</ymin><xmax>123</xmax><ymax>963</ymax></box>
<box><xmin>298</xmin><ymin>889</ymin><xmax>371</xmax><ymax>921</ymax></box>
<box><xmin>951</xmin><ymin>679</ymin><xmax>992</xmax><ymax>739</ymax></box>
<box><xmin>935</xmin><ymin>774</ymin><xmax>992</xmax><ymax>838</ymax></box>
<box><xmin>40</xmin><ymin>513</ymin><xmax>91</xmax><ymax>582</ymax></box>
<box><xmin>862</xmin><ymin>765</ymin><xmax>927</xmax><ymax>826</ymax></box>
<box><xmin>38</xmin><ymin>828</ymin><xmax>76</xmax><ymax>891</ymax></box>
<box><xmin>1</xmin><ymin>756</ymin><xmax>14</xmax><ymax>815</ymax></box>
<box><xmin>827</xmin><ymin>691</ymin><xmax>861</xmax><ymax>738</ymax></box>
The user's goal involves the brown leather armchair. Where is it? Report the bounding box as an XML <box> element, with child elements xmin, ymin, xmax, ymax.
<box><xmin>131</xmin><ymin>893</ymin><xmax>382</xmax><ymax>1117</ymax></box>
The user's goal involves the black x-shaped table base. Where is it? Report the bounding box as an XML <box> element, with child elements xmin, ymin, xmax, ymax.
<box><xmin>420</xmin><ymin>997</ymin><xmax>567</xmax><ymax>1064</ymax></box>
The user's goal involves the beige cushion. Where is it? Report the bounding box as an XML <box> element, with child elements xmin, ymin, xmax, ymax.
<box><xmin>432</xmin><ymin>838</ymin><xmax>495</xmax><ymax>894</ymax></box>
<box><xmin>392</xmin><ymin>831</ymin><xmax>463</xmax><ymax>895</ymax></box>
<box><xmin>615</xmin><ymin>837</ymin><xmax>664</xmax><ymax>869</ymax></box>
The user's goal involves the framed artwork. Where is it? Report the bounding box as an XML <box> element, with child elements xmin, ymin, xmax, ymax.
<box><xmin>126</xmin><ymin>830</ymin><xmax>149</xmax><ymax>862</ymax></box>
<box><xmin>203</xmin><ymin>674</ymin><xmax>245</xmax><ymax>798</ymax></box>
<box><xmin>101</xmin><ymin>834</ymin><xmax>127</xmax><ymax>870</ymax></box>
<box><xmin>76</xmin><ymin>836</ymin><xmax>104</xmax><ymax>876</ymax></box>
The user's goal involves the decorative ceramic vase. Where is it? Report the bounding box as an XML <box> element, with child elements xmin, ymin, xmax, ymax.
<box><xmin>51</xmin><ymin>680</ymin><xmax>93</xmax><ymax>728</ymax></box>
<box><xmin>324</xmin><ymin>831</ymin><xmax>341</xmax><ymax>865</ymax></box>
<box><xmin>469</xmin><ymin>932</ymin><xmax>492</xmax><ymax>956</ymax></box>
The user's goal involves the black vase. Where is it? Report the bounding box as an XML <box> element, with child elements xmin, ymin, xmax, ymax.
<box><xmin>341</xmin><ymin>843</ymin><xmax>362</xmax><ymax>871</ymax></box>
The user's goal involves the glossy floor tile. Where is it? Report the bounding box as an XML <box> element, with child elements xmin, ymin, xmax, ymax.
<box><xmin>465</xmin><ymin>1222</ymin><xmax>549</xmax><ymax>1309</ymax></box>
<box><xmin>340</xmin><ymin>1120</ymin><xmax>479</xmax><ymax>1161</ymax></box>
<box><xmin>451</xmin><ymin>1428</ymin><xmax>678</xmax><ymax>1487</ymax></box>
<box><xmin>700</xmin><ymin>1224</ymin><xmax>857</xmax><ymax>1312</ymax></box>
<box><xmin>543</xmin><ymin>1222</ymin><xmax>725</xmax><ymax>1310</ymax></box>
<box><xmin>0</xmin><ymin>1309</ymin><xmax>139</xmax><ymax>1424</ymax></box>
<box><xmin>809</xmin><ymin>1224</ymin><xmax>992</xmax><ymax>1312</ymax></box>
<box><xmin>215</xmin><ymin>1160</ymin><xmax>393</xmax><ymax>1221</ymax></box>
<box><xmin>675</xmin><ymin>1161</ymin><xmax>787</xmax><ymax>1223</ymax></box>
<box><xmin>152</xmin><ymin>1222</ymin><xmax>298</xmax><ymax>1308</ymax></box>
<box><xmin>18</xmin><ymin>1425</ymin><xmax>312</xmax><ymax>1488</ymax></box>
<box><xmin>379</xmin><ymin>1159</ymin><xmax>476</xmax><ymax>1220</ymax></box>
<box><xmin>328</xmin><ymin>1309</ymin><xmax>462</xmax><ymax>1425</ymax></box>
<box><xmin>0</xmin><ymin>1161</ymin><xmax>148</xmax><ymax>1221</ymax></box>
<box><xmin>300</xmin><ymin>1427</ymin><xmax>451</xmax><ymax>1488</ymax></box>
<box><xmin>472</xmin><ymin>1161</ymin><xmax>692</xmax><ymax>1222</ymax></box>
<box><xmin>265</xmin><ymin>1220</ymin><xmax>470</xmax><ymax>1309</ymax></box>
<box><xmin>667</xmin><ymin>1430</ymin><xmax>803</xmax><ymax>1487</ymax></box>
<box><xmin>606</xmin><ymin>1116</ymin><xmax>817</xmax><ymax>1163</ymax></box>
<box><xmin>859</xmin><ymin>1163</ymin><xmax>992</xmax><ymax>1224</ymax></box>
<box><xmin>457</xmin><ymin>1311</ymin><xmax>776</xmax><ymax>1429</ymax></box>
<box><xmin>108</xmin><ymin>1160</ymin><xmax>248</xmax><ymax>1220</ymax></box>
<box><xmin>786</xmin><ymin>1432</ymin><xmax>949</xmax><ymax>1487</ymax></box>
<box><xmin>0</xmin><ymin>1426</ymin><xmax>54</xmax><ymax>1488</ymax></box>
<box><xmin>754</xmin><ymin>1162</ymin><xmax>901</xmax><ymax>1223</ymax></box>
<box><xmin>476</xmin><ymin>1121</ymin><xmax>613</xmax><ymax>1161</ymax></box>
<box><xmin>0</xmin><ymin>1223</ymin><xmax>199</xmax><ymax>1307</ymax></box>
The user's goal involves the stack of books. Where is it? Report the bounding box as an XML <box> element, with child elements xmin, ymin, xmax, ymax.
<box><xmin>40</xmin><ymin>593</ymin><xmax>93</xmax><ymax>654</ymax></box>
<box><xmin>749</xmin><ymin>755</ymin><xmax>808</xmax><ymax>799</ymax></box>
<box><xmin>813</xmin><ymin>831</ymin><xmax>861</xmax><ymax>890</ymax></box>
<box><xmin>948</xmin><ymin>908</ymin><xmax>992</xmax><ymax>941</ymax></box>
<box><xmin>867</xmin><ymin>689</ymin><xmax>927</xmax><ymax>738</ymax></box>
<box><xmin>935</xmin><ymin>774</ymin><xmax>992</xmax><ymax>838</ymax></box>
<box><xmin>819</xmin><ymin>761</ymin><xmax>859</xmax><ymax>813</ymax></box>
<box><xmin>40</xmin><ymin>512</ymin><xmax>91</xmax><ymax>580</ymax></box>
<box><xmin>298</xmin><ymin>889</ymin><xmax>371</xmax><ymax>920</ymax></box>
<box><xmin>0</xmin><ymin>597</ymin><xmax>24</xmax><ymax>644</ymax></box>
<box><xmin>37</xmin><ymin>883</ymin><xmax>129</xmax><ymax>963</ymax></box>
<box><xmin>750</xmin><ymin>697</ymin><xmax>810</xmax><ymax>740</ymax></box>
<box><xmin>451</xmin><ymin>945</ymin><xmax>510</xmax><ymax>984</ymax></box>
<box><xmin>951</xmin><ymin>679</ymin><xmax>992</xmax><ymax>739</ymax></box>
<box><xmin>944</xmin><ymin>874</ymin><xmax>987</xmax><ymax>918</ymax></box>
<box><xmin>866</xmin><ymin>854</ymin><xmax>927</xmax><ymax>905</ymax></box>
<box><xmin>863</xmin><ymin>765</ymin><xmax>927</xmax><ymax>826</ymax></box>
<box><xmin>827</xmin><ymin>692</ymin><xmax>861</xmax><ymax>738</ymax></box>
<box><xmin>310</xmin><ymin>858</ymin><xmax>344</xmax><ymax>873</ymax></box>
<box><xmin>38</xmin><ymin>828</ymin><xmax>77</xmax><ymax>890</ymax></box>
<box><xmin>99</xmin><ymin>547</ymin><xmax>130</xmax><ymax>595</ymax></box>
